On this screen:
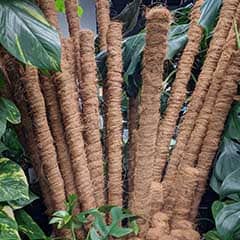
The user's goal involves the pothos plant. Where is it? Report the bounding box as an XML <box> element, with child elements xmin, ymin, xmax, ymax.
<box><xmin>50</xmin><ymin>194</ymin><xmax>139</xmax><ymax>240</ymax></box>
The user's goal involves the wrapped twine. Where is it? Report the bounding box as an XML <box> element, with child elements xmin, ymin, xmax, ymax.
<box><xmin>105</xmin><ymin>21</ymin><xmax>124</xmax><ymax>206</ymax></box>
<box><xmin>54</xmin><ymin>42</ymin><xmax>96</xmax><ymax>211</ymax></box>
<box><xmin>163</xmin><ymin>0</ymin><xmax>240</xmax><ymax>188</ymax></box>
<box><xmin>21</xmin><ymin>67</ymin><xmax>66</xmax><ymax>212</ymax></box>
<box><xmin>96</xmin><ymin>0</ymin><xmax>110</xmax><ymax>51</ymax></box>
<box><xmin>190</xmin><ymin>49</ymin><xmax>240</xmax><ymax>220</ymax></box>
<box><xmin>153</xmin><ymin>0</ymin><xmax>204</xmax><ymax>182</ymax></box>
<box><xmin>130</xmin><ymin>7</ymin><xmax>171</xmax><ymax>235</ymax></box>
<box><xmin>79</xmin><ymin>30</ymin><xmax>105</xmax><ymax>206</ymax></box>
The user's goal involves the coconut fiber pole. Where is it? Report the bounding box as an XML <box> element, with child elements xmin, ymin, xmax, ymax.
<box><xmin>65</xmin><ymin>0</ymin><xmax>82</xmax><ymax>88</ymax></box>
<box><xmin>105</xmin><ymin>21</ymin><xmax>124</xmax><ymax>206</ymax></box>
<box><xmin>79</xmin><ymin>30</ymin><xmax>105</xmax><ymax>206</ymax></box>
<box><xmin>38</xmin><ymin>0</ymin><xmax>59</xmax><ymax>30</ymax></box>
<box><xmin>153</xmin><ymin>0</ymin><xmax>204</xmax><ymax>182</ymax></box>
<box><xmin>54</xmin><ymin>41</ymin><xmax>96</xmax><ymax>211</ymax></box>
<box><xmin>163</xmin><ymin>0</ymin><xmax>240</xmax><ymax>190</ymax></box>
<box><xmin>21</xmin><ymin>66</ymin><xmax>67</xmax><ymax>212</ymax></box>
<box><xmin>190</xmin><ymin>51</ymin><xmax>240</xmax><ymax>221</ymax></box>
<box><xmin>130</xmin><ymin>7</ymin><xmax>171</xmax><ymax>234</ymax></box>
<box><xmin>96</xmin><ymin>0</ymin><xmax>110</xmax><ymax>51</ymax></box>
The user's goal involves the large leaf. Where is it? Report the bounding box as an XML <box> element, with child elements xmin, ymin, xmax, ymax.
<box><xmin>0</xmin><ymin>158</ymin><xmax>29</xmax><ymax>202</ymax></box>
<box><xmin>0</xmin><ymin>206</ymin><xmax>20</xmax><ymax>240</ymax></box>
<box><xmin>0</xmin><ymin>0</ymin><xmax>61</xmax><ymax>71</ymax></box>
<box><xmin>204</xmin><ymin>230</ymin><xmax>222</xmax><ymax>240</ymax></box>
<box><xmin>199</xmin><ymin>0</ymin><xmax>223</xmax><ymax>32</ymax></box>
<box><xmin>15</xmin><ymin>209</ymin><xmax>47</xmax><ymax>240</ymax></box>
<box><xmin>216</xmin><ymin>202</ymin><xmax>240</xmax><ymax>240</ymax></box>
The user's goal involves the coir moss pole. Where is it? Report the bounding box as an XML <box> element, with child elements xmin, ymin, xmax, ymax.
<box><xmin>54</xmin><ymin>42</ymin><xmax>96</xmax><ymax>211</ymax></box>
<box><xmin>163</xmin><ymin>0</ymin><xmax>240</xmax><ymax>190</ymax></box>
<box><xmin>40</xmin><ymin>75</ymin><xmax>78</xmax><ymax>201</ymax></box>
<box><xmin>105</xmin><ymin>22</ymin><xmax>124</xmax><ymax>206</ymax></box>
<box><xmin>153</xmin><ymin>0</ymin><xmax>204</xmax><ymax>182</ymax></box>
<box><xmin>65</xmin><ymin>0</ymin><xmax>82</xmax><ymax>89</ymax></box>
<box><xmin>130</xmin><ymin>7</ymin><xmax>170</xmax><ymax>230</ymax></box>
<box><xmin>38</xmin><ymin>0</ymin><xmax>59</xmax><ymax>30</ymax></box>
<box><xmin>79</xmin><ymin>30</ymin><xmax>105</xmax><ymax>206</ymax></box>
<box><xmin>96</xmin><ymin>0</ymin><xmax>110</xmax><ymax>51</ymax></box>
<box><xmin>21</xmin><ymin>66</ymin><xmax>66</xmax><ymax>212</ymax></box>
<box><xmin>182</xmin><ymin>24</ymin><xmax>239</xmax><ymax>168</ymax></box>
<box><xmin>190</xmin><ymin>50</ymin><xmax>240</xmax><ymax>220</ymax></box>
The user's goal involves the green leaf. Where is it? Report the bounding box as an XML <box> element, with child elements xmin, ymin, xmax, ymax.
<box><xmin>216</xmin><ymin>202</ymin><xmax>240</xmax><ymax>240</ymax></box>
<box><xmin>0</xmin><ymin>158</ymin><xmax>29</xmax><ymax>202</ymax></box>
<box><xmin>0</xmin><ymin>97</ymin><xmax>21</xmax><ymax>124</ymax></box>
<box><xmin>0</xmin><ymin>206</ymin><xmax>20</xmax><ymax>240</ymax></box>
<box><xmin>89</xmin><ymin>228</ymin><xmax>101</xmax><ymax>240</ymax></box>
<box><xmin>110</xmin><ymin>226</ymin><xmax>133</xmax><ymax>238</ymax></box>
<box><xmin>199</xmin><ymin>0</ymin><xmax>223</xmax><ymax>32</ymax></box>
<box><xmin>55</xmin><ymin>0</ymin><xmax>65</xmax><ymax>13</ymax></box>
<box><xmin>15</xmin><ymin>209</ymin><xmax>47</xmax><ymax>240</ymax></box>
<box><xmin>212</xmin><ymin>201</ymin><xmax>225</xmax><ymax>220</ymax></box>
<box><xmin>0</xmin><ymin>117</ymin><xmax>7</xmax><ymax>139</ymax></box>
<box><xmin>204</xmin><ymin>230</ymin><xmax>222</xmax><ymax>240</ymax></box>
<box><xmin>8</xmin><ymin>191</ymin><xmax>38</xmax><ymax>210</ymax></box>
<box><xmin>0</xmin><ymin>0</ymin><xmax>61</xmax><ymax>71</ymax></box>
<box><xmin>77</xmin><ymin>5</ymin><xmax>84</xmax><ymax>17</ymax></box>
<box><xmin>219</xmin><ymin>167</ymin><xmax>240</xmax><ymax>199</ymax></box>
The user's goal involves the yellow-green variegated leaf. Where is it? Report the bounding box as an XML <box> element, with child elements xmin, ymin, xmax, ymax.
<box><xmin>0</xmin><ymin>158</ymin><xmax>29</xmax><ymax>202</ymax></box>
<box><xmin>0</xmin><ymin>0</ymin><xmax>61</xmax><ymax>71</ymax></box>
<box><xmin>0</xmin><ymin>206</ymin><xmax>21</xmax><ymax>240</ymax></box>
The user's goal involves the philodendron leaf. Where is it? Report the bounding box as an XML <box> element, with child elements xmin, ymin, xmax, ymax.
<box><xmin>204</xmin><ymin>230</ymin><xmax>222</xmax><ymax>240</ymax></box>
<box><xmin>0</xmin><ymin>206</ymin><xmax>20</xmax><ymax>240</ymax></box>
<box><xmin>0</xmin><ymin>0</ymin><xmax>61</xmax><ymax>71</ymax></box>
<box><xmin>15</xmin><ymin>209</ymin><xmax>47</xmax><ymax>240</ymax></box>
<box><xmin>0</xmin><ymin>158</ymin><xmax>29</xmax><ymax>202</ymax></box>
<box><xmin>199</xmin><ymin>0</ymin><xmax>223</xmax><ymax>31</ymax></box>
<box><xmin>216</xmin><ymin>202</ymin><xmax>240</xmax><ymax>240</ymax></box>
<box><xmin>212</xmin><ymin>201</ymin><xmax>225</xmax><ymax>220</ymax></box>
<box><xmin>0</xmin><ymin>97</ymin><xmax>21</xmax><ymax>125</ymax></box>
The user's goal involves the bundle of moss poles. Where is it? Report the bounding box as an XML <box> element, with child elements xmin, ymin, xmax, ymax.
<box><xmin>2</xmin><ymin>0</ymin><xmax>240</xmax><ymax>239</ymax></box>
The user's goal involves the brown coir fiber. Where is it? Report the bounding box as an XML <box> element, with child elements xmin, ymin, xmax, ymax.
<box><xmin>128</xmin><ymin>97</ymin><xmax>139</xmax><ymax>203</ymax></box>
<box><xmin>130</xmin><ymin>7</ymin><xmax>171</xmax><ymax>234</ymax></box>
<box><xmin>170</xmin><ymin>229</ymin><xmax>200</xmax><ymax>240</ymax></box>
<box><xmin>54</xmin><ymin>42</ymin><xmax>96</xmax><ymax>210</ymax></box>
<box><xmin>170</xmin><ymin>167</ymin><xmax>199</xmax><ymax>224</ymax></box>
<box><xmin>96</xmin><ymin>0</ymin><xmax>110</xmax><ymax>51</ymax></box>
<box><xmin>182</xmin><ymin>22</ymin><xmax>239</xmax><ymax>169</ymax></box>
<box><xmin>79</xmin><ymin>30</ymin><xmax>105</xmax><ymax>206</ymax></box>
<box><xmin>153</xmin><ymin>0</ymin><xmax>204</xmax><ymax>182</ymax></box>
<box><xmin>21</xmin><ymin>66</ymin><xmax>66</xmax><ymax>212</ymax></box>
<box><xmin>190</xmin><ymin>50</ymin><xmax>240</xmax><ymax>220</ymax></box>
<box><xmin>40</xmin><ymin>75</ymin><xmax>78</xmax><ymax>200</ymax></box>
<box><xmin>105</xmin><ymin>21</ymin><xmax>123</xmax><ymax>206</ymax></box>
<box><xmin>38</xmin><ymin>0</ymin><xmax>59</xmax><ymax>29</ymax></box>
<box><xmin>65</xmin><ymin>0</ymin><xmax>82</xmax><ymax>88</ymax></box>
<box><xmin>162</xmin><ymin>0</ymin><xmax>240</xmax><ymax>197</ymax></box>
<box><xmin>2</xmin><ymin>55</ymin><xmax>53</xmax><ymax>214</ymax></box>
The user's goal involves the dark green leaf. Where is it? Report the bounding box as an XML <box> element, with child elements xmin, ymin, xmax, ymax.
<box><xmin>212</xmin><ymin>201</ymin><xmax>225</xmax><ymax>220</ymax></box>
<box><xmin>15</xmin><ymin>209</ymin><xmax>47</xmax><ymax>240</ymax></box>
<box><xmin>0</xmin><ymin>0</ymin><xmax>61</xmax><ymax>71</ymax></box>
<box><xmin>0</xmin><ymin>206</ymin><xmax>20</xmax><ymax>240</ymax></box>
<box><xmin>65</xmin><ymin>194</ymin><xmax>77</xmax><ymax>214</ymax></box>
<box><xmin>110</xmin><ymin>226</ymin><xmax>133</xmax><ymax>238</ymax></box>
<box><xmin>216</xmin><ymin>202</ymin><xmax>240</xmax><ymax>240</ymax></box>
<box><xmin>0</xmin><ymin>158</ymin><xmax>29</xmax><ymax>202</ymax></box>
<box><xmin>0</xmin><ymin>117</ymin><xmax>7</xmax><ymax>139</ymax></box>
<box><xmin>0</xmin><ymin>97</ymin><xmax>21</xmax><ymax>124</ymax></box>
<box><xmin>199</xmin><ymin>0</ymin><xmax>223</xmax><ymax>32</ymax></box>
<box><xmin>204</xmin><ymin>230</ymin><xmax>222</xmax><ymax>240</ymax></box>
<box><xmin>8</xmin><ymin>191</ymin><xmax>38</xmax><ymax>210</ymax></box>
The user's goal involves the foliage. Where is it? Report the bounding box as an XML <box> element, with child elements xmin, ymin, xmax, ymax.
<box><xmin>50</xmin><ymin>194</ymin><xmax>139</xmax><ymax>240</ymax></box>
<box><xmin>0</xmin><ymin>0</ymin><xmax>61</xmax><ymax>71</ymax></box>
<box><xmin>55</xmin><ymin>0</ymin><xmax>84</xmax><ymax>17</ymax></box>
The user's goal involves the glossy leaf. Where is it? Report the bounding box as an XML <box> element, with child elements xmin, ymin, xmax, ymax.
<box><xmin>199</xmin><ymin>0</ymin><xmax>223</xmax><ymax>31</ymax></box>
<box><xmin>15</xmin><ymin>209</ymin><xmax>47</xmax><ymax>240</ymax></box>
<box><xmin>0</xmin><ymin>206</ymin><xmax>20</xmax><ymax>240</ymax></box>
<box><xmin>0</xmin><ymin>0</ymin><xmax>61</xmax><ymax>71</ymax></box>
<box><xmin>216</xmin><ymin>202</ymin><xmax>240</xmax><ymax>240</ymax></box>
<box><xmin>204</xmin><ymin>230</ymin><xmax>222</xmax><ymax>240</ymax></box>
<box><xmin>0</xmin><ymin>158</ymin><xmax>29</xmax><ymax>202</ymax></box>
<box><xmin>212</xmin><ymin>201</ymin><xmax>225</xmax><ymax>220</ymax></box>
